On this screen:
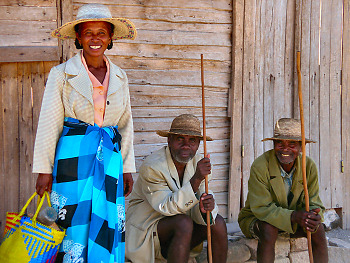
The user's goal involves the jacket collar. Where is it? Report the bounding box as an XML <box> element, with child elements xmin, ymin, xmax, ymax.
<box><xmin>268</xmin><ymin>150</ymin><xmax>304</xmax><ymax>208</ymax></box>
<box><xmin>64</xmin><ymin>51</ymin><xmax>125</xmax><ymax>104</ymax></box>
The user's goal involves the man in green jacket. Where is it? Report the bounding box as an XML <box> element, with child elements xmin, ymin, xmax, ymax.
<box><xmin>238</xmin><ymin>118</ymin><xmax>328</xmax><ymax>263</ymax></box>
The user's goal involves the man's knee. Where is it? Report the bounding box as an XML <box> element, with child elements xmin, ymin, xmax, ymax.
<box><xmin>172</xmin><ymin>214</ymin><xmax>194</xmax><ymax>234</ymax></box>
<box><xmin>212</xmin><ymin>214</ymin><xmax>227</xmax><ymax>235</ymax></box>
<box><xmin>256</xmin><ymin>221</ymin><xmax>279</xmax><ymax>244</ymax></box>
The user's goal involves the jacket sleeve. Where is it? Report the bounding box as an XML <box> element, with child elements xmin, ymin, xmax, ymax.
<box><xmin>190</xmin><ymin>179</ymin><xmax>219</xmax><ymax>226</ymax></box>
<box><xmin>117</xmin><ymin>72</ymin><xmax>136</xmax><ymax>174</ymax></box>
<box><xmin>32</xmin><ymin>66</ymin><xmax>65</xmax><ymax>174</ymax></box>
<box><xmin>139</xmin><ymin>164</ymin><xmax>200</xmax><ymax>216</ymax></box>
<box><xmin>248</xmin><ymin>164</ymin><xmax>295</xmax><ymax>233</ymax></box>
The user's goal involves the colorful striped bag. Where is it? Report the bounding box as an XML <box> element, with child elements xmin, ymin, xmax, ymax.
<box><xmin>0</xmin><ymin>192</ymin><xmax>66</xmax><ymax>262</ymax></box>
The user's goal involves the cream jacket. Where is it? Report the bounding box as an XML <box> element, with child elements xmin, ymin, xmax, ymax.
<box><xmin>125</xmin><ymin>146</ymin><xmax>218</xmax><ymax>263</ymax></box>
<box><xmin>33</xmin><ymin>52</ymin><xmax>136</xmax><ymax>174</ymax></box>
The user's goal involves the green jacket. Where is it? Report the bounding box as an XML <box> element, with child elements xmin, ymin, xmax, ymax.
<box><xmin>238</xmin><ymin>150</ymin><xmax>324</xmax><ymax>237</ymax></box>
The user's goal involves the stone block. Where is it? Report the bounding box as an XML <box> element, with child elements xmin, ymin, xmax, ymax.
<box><xmin>238</xmin><ymin>235</ymin><xmax>289</xmax><ymax>260</ymax></box>
<box><xmin>328</xmin><ymin>246</ymin><xmax>350</xmax><ymax>262</ymax></box>
<box><xmin>289</xmin><ymin>251</ymin><xmax>309</xmax><ymax>263</ymax></box>
<box><xmin>323</xmin><ymin>209</ymin><xmax>341</xmax><ymax>231</ymax></box>
<box><xmin>196</xmin><ymin>242</ymin><xmax>250</xmax><ymax>263</ymax></box>
<box><xmin>290</xmin><ymin>237</ymin><xmax>308</xmax><ymax>252</ymax></box>
<box><xmin>328</xmin><ymin>237</ymin><xmax>350</xmax><ymax>248</ymax></box>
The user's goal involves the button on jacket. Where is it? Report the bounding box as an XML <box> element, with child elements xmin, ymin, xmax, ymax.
<box><xmin>33</xmin><ymin>51</ymin><xmax>136</xmax><ymax>174</ymax></box>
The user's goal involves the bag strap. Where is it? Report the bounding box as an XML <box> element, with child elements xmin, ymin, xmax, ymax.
<box><xmin>16</xmin><ymin>191</ymin><xmax>51</xmax><ymax>222</ymax></box>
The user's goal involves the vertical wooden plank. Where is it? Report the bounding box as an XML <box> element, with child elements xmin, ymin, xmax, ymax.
<box><xmin>61</xmin><ymin>0</ymin><xmax>74</xmax><ymax>61</ymax></box>
<box><xmin>262</xmin><ymin>0</ymin><xmax>274</xmax><ymax>152</ymax></box>
<box><xmin>309</xmin><ymin>0</ymin><xmax>321</xmax><ymax>172</ymax></box>
<box><xmin>228</xmin><ymin>0</ymin><xmax>245</xmax><ymax>222</ymax></box>
<box><xmin>18</xmin><ymin>62</ymin><xmax>36</xmax><ymax>212</ymax></box>
<box><xmin>329</xmin><ymin>0</ymin><xmax>343</xmax><ymax>208</ymax></box>
<box><xmin>273</xmin><ymin>0</ymin><xmax>287</xmax><ymax>123</ymax></box>
<box><xmin>242</xmin><ymin>0</ymin><xmax>256</xmax><ymax>203</ymax></box>
<box><xmin>2</xmin><ymin>63</ymin><xmax>20</xmax><ymax>214</ymax></box>
<box><xmin>283</xmin><ymin>0</ymin><xmax>296</xmax><ymax>118</ymax></box>
<box><xmin>254</xmin><ymin>0</ymin><xmax>264</xmax><ymax>159</ymax></box>
<box><xmin>0</xmin><ymin>64</ymin><xmax>4</xmax><ymax>235</ymax></box>
<box><xmin>319</xmin><ymin>0</ymin><xmax>332</xmax><ymax>208</ymax></box>
<box><xmin>294</xmin><ymin>0</ymin><xmax>302</xmax><ymax>117</ymax></box>
<box><xmin>300</xmin><ymin>0</ymin><xmax>312</xmax><ymax>156</ymax></box>
<box><xmin>342</xmin><ymin>0</ymin><xmax>350</xmax><ymax>229</ymax></box>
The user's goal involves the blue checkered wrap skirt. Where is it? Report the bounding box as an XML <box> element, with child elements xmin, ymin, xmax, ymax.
<box><xmin>50</xmin><ymin>117</ymin><xmax>125</xmax><ymax>263</ymax></box>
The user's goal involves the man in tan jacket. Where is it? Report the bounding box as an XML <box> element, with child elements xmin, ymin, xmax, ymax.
<box><xmin>238</xmin><ymin>118</ymin><xmax>328</xmax><ymax>263</ymax></box>
<box><xmin>125</xmin><ymin>114</ymin><xmax>227</xmax><ymax>263</ymax></box>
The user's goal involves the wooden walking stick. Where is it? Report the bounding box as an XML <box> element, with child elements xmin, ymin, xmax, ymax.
<box><xmin>297</xmin><ymin>51</ymin><xmax>314</xmax><ymax>263</ymax></box>
<box><xmin>201</xmin><ymin>54</ymin><xmax>213</xmax><ymax>263</ymax></box>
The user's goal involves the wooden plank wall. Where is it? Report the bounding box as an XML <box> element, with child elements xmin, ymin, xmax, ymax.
<box><xmin>342</xmin><ymin>0</ymin><xmax>350</xmax><ymax>229</ymax></box>
<box><xmin>0</xmin><ymin>0</ymin><xmax>59</xmax><ymax>62</ymax></box>
<box><xmin>60</xmin><ymin>0</ymin><xmax>233</xmax><ymax>218</ymax></box>
<box><xmin>228</xmin><ymin>0</ymin><xmax>346</xmax><ymax>224</ymax></box>
<box><xmin>0</xmin><ymin>61</ymin><xmax>59</xmax><ymax>235</ymax></box>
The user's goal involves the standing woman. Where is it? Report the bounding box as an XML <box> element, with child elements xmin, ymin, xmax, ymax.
<box><xmin>32</xmin><ymin>4</ymin><xmax>137</xmax><ymax>262</ymax></box>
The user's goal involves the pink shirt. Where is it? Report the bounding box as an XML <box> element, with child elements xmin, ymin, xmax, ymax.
<box><xmin>81</xmin><ymin>52</ymin><xmax>110</xmax><ymax>127</ymax></box>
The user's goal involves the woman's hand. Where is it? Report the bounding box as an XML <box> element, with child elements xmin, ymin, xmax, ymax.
<box><xmin>123</xmin><ymin>173</ymin><xmax>134</xmax><ymax>197</ymax></box>
<box><xmin>36</xmin><ymin>173</ymin><xmax>53</xmax><ymax>197</ymax></box>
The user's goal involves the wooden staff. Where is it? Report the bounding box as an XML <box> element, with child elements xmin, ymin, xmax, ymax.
<box><xmin>297</xmin><ymin>51</ymin><xmax>313</xmax><ymax>263</ymax></box>
<box><xmin>201</xmin><ymin>54</ymin><xmax>213</xmax><ymax>263</ymax></box>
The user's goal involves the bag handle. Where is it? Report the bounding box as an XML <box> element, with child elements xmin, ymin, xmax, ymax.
<box><xmin>16</xmin><ymin>191</ymin><xmax>51</xmax><ymax>222</ymax></box>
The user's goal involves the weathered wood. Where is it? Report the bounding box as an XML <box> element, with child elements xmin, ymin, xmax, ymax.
<box><xmin>308</xmin><ymin>0</ymin><xmax>321</xmax><ymax>171</ymax></box>
<box><xmin>262</xmin><ymin>0</ymin><xmax>274</xmax><ymax>153</ymax></box>
<box><xmin>109</xmin><ymin>56</ymin><xmax>231</xmax><ymax>73</ymax></box>
<box><xmin>318</xmin><ymin>0</ymin><xmax>332</xmax><ymax>208</ymax></box>
<box><xmin>342</xmin><ymin>0</ymin><xmax>350</xmax><ymax>229</ymax></box>
<box><xmin>0</xmin><ymin>0</ymin><xmax>56</xmax><ymax>6</ymax></box>
<box><xmin>18</xmin><ymin>62</ymin><xmax>36</xmax><ymax>212</ymax></box>
<box><xmin>329</xmin><ymin>0</ymin><xmax>343</xmax><ymax>208</ymax></box>
<box><xmin>241</xmin><ymin>0</ymin><xmax>256</xmax><ymax>203</ymax></box>
<box><xmin>0</xmin><ymin>47</ymin><xmax>59</xmax><ymax>62</ymax></box>
<box><xmin>273</xmin><ymin>0</ymin><xmax>287</xmax><ymax>124</ymax></box>
<box><xmin>253</xmin><ymin>0</ymin><xmax>264</xmax><ymax>159</ymax></box>
<box><xmin>0</xmin><ymin>6</ymin><xmax>56</xmax><ymax>21</ymax></box>
<box><xmin>61</xmin><ymin>0</ymin><xmax>74</xmax><ymax>62</ymax></box>
<box><xmin>0</xmin><ymin>63</ymin><xmax>4</xmax><ymax>235</ymax></box>
<box><xmin>106</xmin><ymin>44</ymin><xmax>232</xmax><ymax>62</ymax></box>
<box><xmin>126</xmin><ymin>70</ymin><xmax>230</xmax><ymax>88</ymax></box>
<box><xmin>1</xmin><ymin>63</ymin><xmax>20</xmax><ymax>214</ymax></box>
<box><xmin>283</xmin><ymin>0</ymin><xmax>295</xmax><ymax>118</ymax></box>
<box><xmin>75</xmin><ymin>0</ymin><xmax>232</xmax><ymax>10</ymax></box>
<box><xmin>228</xmin><ymin>0</ymin><xmax>244</xmax><ymax>222</ymax></box>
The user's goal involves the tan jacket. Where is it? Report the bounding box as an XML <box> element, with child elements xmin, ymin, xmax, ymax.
<box><xmin>125</xmin><ymin>146</ymin><xmax>218</xmax><ymax>263</ymax></box>
<box><xmin>33</xmin><ymin>52</ymin><xmax>136</xmax><ymax>174</ymax></box>
<box><xmin>238</xmin><ymin>150</ymin><xmax>325</xmax><ymax>237</ymax></box>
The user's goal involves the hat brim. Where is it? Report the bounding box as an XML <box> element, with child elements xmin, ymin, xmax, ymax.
<box><xmin>156</xmin><ymin>130</ymin><xmax>213</xmax><ymax>141</ymax></box>
<box><xmin>261</xmin><ymin>136</ymin><xmax>316</xmax><ymax>143</ymax></box>
<box><xmin>51</xmin><ymin>18</ymin><xmax>137</xmax><ymax>40</ymax></box>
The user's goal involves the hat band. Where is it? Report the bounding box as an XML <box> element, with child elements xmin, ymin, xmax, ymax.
<box><xmin>169</xmin><ymin>128</ymin><xmax>202</xmax><ymax>137</ymax></box>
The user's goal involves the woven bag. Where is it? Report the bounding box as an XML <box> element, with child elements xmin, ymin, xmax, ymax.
<box><xmin>0</xmin><ymin>192</ymin><xmax>66</xmax><ymax>262</ymax></box>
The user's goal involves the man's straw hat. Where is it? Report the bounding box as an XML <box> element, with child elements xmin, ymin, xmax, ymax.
<box><xmin>51</xmin><ymin>4</ymin><xmax>137</xmax><ymax>40</ymax></box>
<box><xmin>262</xmin><ymin>118</ymin><xmax>315</xmax><ymax>143</ymax></box>
<box><xmin>156</xmin><ymin>114</ymin><xmax>213</xmax><ymax>141</ymax></box>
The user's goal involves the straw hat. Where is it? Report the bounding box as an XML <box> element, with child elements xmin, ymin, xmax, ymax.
<box><xmin>156</xmin><ymin>114</ymin><xmax>213</xmax><ymax>141</ymax></box>
<box><xmin>262</xmin><ymin>118</ymin><xmax>315</xmax><ymax>143</ymax></box>
<box><xmin>51</xmin><ymin>4</ymin><xmax>137</xmax><ymax>40</ymax></box>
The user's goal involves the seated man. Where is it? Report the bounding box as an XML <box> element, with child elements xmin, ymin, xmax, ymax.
<box><xmin>238</xmin><ymin>118</ymin><xmax>328</xmax><ymax>263</ymax></box>
<box><xmin>125</xmin><ymin>114</ymin><xmax>227</xmax><ymax>263</ymax></box>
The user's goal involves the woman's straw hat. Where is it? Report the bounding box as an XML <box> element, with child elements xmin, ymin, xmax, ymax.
<box><xmin>156</xmin><ymin>114</ymin><xmax>213</xmax><ymax>141</ymax></box>
<box><xmin>262</xmin><ymin>118</ymin><xmax>315</xmax><ymax>143</ymax></box>
<box><xmin>51</xmin><ymin>4</ymin><xmax>137</xmax><ymax>40</ymax></box>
